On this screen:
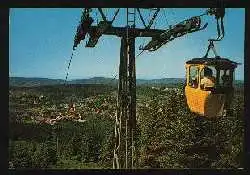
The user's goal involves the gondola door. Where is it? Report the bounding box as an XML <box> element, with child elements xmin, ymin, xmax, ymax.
<box><xmin>185</xmin><ymin>64</ymin><xmax>207</xmax><ymax>115</ymax></box>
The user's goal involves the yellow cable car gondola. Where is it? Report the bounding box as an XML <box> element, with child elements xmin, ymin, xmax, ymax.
<box><xmin>185</xmin><ymin>41</ymin><xmax>239</xmax><ymax>118</ymax></box>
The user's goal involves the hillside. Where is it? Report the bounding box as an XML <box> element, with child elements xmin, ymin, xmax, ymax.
<box><xmin>9</xmin><ymin>77</ymin><xmax>187</xmax><ymax>87</ymax></box>
<box><xmin>8</xmin><ymin>82</ymin><xmax>244</xmax><ymax>169</ymax></box>
<box><xmin>9</xmin><ymin>77</ymin><xmax>65</xmax><ymax>87</ymax></box>
<box><xmin>9</xmin><ymin>77</ymin><xmax>244</xmax><ymax>88</ymax></box>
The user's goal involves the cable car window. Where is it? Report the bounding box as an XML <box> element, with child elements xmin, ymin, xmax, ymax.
<box><xmin>189</xmin><ymin>66</ymin><xmax>199</xmax><ymax>88</ymax></box>
<box><xmin>220</xmin><ymin>69</ymin><xmax>231</xmax><ymax>87</ymax></box>
<box><xmin>200</xmin><ymin>66</ymin><xmax>216</xmax><ymax>90</ymax></box>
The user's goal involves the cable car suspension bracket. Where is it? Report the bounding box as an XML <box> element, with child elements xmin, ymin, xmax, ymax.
<box><xmin>203</xmin><ymin>40</ymin><xmax>220</xmax><ymax>58</ymax></box>
<box><xmin>139</xmin><ymin>15</ymin><xmax>208</xmax><ymax>52</ymax></box>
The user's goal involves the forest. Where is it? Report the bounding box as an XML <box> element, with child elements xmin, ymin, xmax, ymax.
<box><xmin>8</xmin><ymin>82</ymin><xmax>244</xmax><ymax>169</ymax></box>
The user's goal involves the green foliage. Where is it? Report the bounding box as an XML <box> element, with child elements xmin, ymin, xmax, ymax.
<box><xmin>9</xmin><ymin>84</ymin><xmax>244</xmax><ymax>169</ymax></box>
<box><xmin>137</xmin><ymin>90</ymin><xmax>195</xmax><ymax>168</ymax></box>
<box><xmin>136</xmin><ymin>87</ymin><xmax>244</xmax><ymax>168</ymax></box>
<box><xmin>54</xmin><ymin>159</ymin><xmax>102</xmax><ymax>169</ymax></box>
<box><xmin>9</xmin><ymin>140</ymin><xmax>57</xmax><ymax>169</ymax></box>
<box><xmin>9</xmin><ymin>84</ymin><xmax>116</xmax><ymax>107</ymax></box>
<box><xmin>9</xmin><ymin>140</ymin><xmax>34</xmax><ymax>168</ymax></box>
<box><xmin>8</xmin><ymin>116</ymin><xmax>113</xmax><ymax>169</ymax></box>
<box><xmin>51</xmin><ymin>116</ymin><xmax>114</xmax><ymax>164</ymax></box>
<box><xmin>30</xmin><ymin>142</ymin><xmax>57</xmax><ymax>168</ymax></box>
<box><xmin>9</xmin><ymin>121</ymin><xmax>53</xmax><ymax>142</ymax></box>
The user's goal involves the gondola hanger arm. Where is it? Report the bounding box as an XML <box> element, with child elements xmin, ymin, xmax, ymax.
<box><xmin>203</xmin><ymin>40</ymin><xmax>220</xmax><ymax>58</ymax></box>
<box><xmin>98</xmin><ymin>8</ymin><xmax>108</xmax><ymax>22</ymax></box>
<box><xmin>136</xmin><ymin>8</ymin><xmax>147</xmax><ymax>28</ymax></box>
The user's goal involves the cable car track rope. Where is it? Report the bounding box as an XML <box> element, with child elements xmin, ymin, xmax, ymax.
<box><xmin>65</xmin><ymin>51</ymin><xmax>75</xmax><ymax>84</ymax></box>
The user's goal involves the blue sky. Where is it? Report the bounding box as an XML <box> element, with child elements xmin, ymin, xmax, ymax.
<box><xmin>9</xmin><ymin>8</ymin><xmax>245</xmax><ymax>80</ymax></box>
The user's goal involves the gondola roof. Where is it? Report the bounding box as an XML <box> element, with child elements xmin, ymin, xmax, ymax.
<box><xmin>186</xmin><ymin>57</ymin><xmax>239</xmax><ymax>69</ymax></box>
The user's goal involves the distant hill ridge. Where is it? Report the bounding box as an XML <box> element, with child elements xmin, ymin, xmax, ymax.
<box><xmin>9</xmin><ymin>77</ymin><xmax>243</xmax><ymax>87</ymax></box>
<box><xmin>9</xmin><ymin>77</ymin><xmax>186</xmax><ymax>87</ymax></box>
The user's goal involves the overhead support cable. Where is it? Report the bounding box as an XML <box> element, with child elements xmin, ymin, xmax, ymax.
<box><xmin>98</xmin><ymin>8</ymin><xmax>108</xmax><ymax>22</ymax></box>
<box><xmin>146</xmin><ymin>8</ymin><xmax>160</xmax><ymax>29</ymax></box>
<box><xmin>136</xmin><ymin>8</ymin><xmax>147</xmax><ymax>28</ymax></box>
<box><xmin>111</xmin><ymin>8</ymin><xmax>121</xmax><ymax>23</ymax></box>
